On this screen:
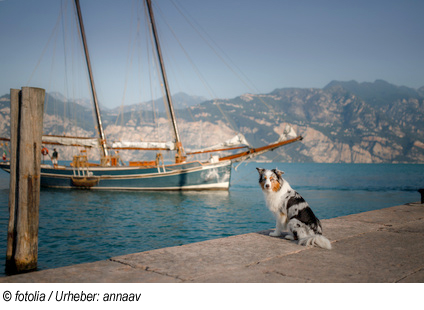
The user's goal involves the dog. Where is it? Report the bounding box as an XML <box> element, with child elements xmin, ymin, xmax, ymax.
<box><xmin>256</xmin><ymin>167</ymin><xmax>331</xmax><ymax>250</ymax></box>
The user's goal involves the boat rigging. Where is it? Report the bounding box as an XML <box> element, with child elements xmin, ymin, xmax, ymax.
<box><xmin>0</xmin><ymin>0</ymin><xmax>302</xmax><ymax>190</ymax></box>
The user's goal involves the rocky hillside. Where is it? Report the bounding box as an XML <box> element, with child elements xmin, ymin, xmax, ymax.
<box><xmin>109</xmin><ymin>92</ymin><xmax>207</xmax><ymax>114</ymax></box>
<box><xmin>1</xmin><ymin>80</ymin><xmax>423</xmax><ymax>163</ymax></box>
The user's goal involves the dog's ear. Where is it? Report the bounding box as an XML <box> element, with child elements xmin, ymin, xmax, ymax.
<box><xmin>256</xmin><ymin>167</ymin><xmax>265</xmax><ymax>175</ymax></box>
<box><xmin>272</xmin><ymin>168</ymin><xmax>285</xmax><ymax>178</ymax></box>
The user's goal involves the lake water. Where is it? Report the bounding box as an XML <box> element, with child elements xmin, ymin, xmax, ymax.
<box><xmin>0</xmin><ymin>162</ymin><xmax>423</xmax><ymax>276</ymax></box>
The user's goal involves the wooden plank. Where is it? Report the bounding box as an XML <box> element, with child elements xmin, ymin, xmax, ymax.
<box><xmin>6</xmin><ymin>87</ymin><xmax>45</xmax><ymax>274</ymax></box>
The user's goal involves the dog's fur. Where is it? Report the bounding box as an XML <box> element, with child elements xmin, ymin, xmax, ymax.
<box><xmin>257</xmin><ymin>167</ymin><xmax>331</xmax><ymax>250</ymax></box>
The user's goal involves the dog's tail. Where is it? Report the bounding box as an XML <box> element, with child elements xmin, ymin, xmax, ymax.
<box><xmin>298</xmin><ymin>235</ymin><xmax>332</xmax><ymax>250</ymax></box>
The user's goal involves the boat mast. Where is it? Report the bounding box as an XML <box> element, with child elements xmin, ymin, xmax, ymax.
<box><xmin>74</xmin><ymin>0</ymin><xmax>109</xmax><ymax>158</ymax></box>
<box><xmin>145</xmin><ymin>0</ymin><xmax>186</xmax><ymax>163</ymax></box>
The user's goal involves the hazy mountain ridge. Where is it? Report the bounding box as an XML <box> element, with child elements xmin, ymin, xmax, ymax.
<box><xmin>1</xmin><ymin>80</ymin><xmax>423</xmax><ymax>163</ymax></box>
<box><xmin>178</xmin><ymin>79</ymin><xmax>424</xmax><ymax>163</ymax></box>
<box><xmin>109</xmin><ymin>92</ymin><xmax>207</xmax><ymax>114</ymax></box>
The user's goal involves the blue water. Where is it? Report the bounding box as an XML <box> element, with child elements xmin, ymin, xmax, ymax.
<box><xmin>1</xmin><ymin>163</ymin><xmax>423</xmax><ymax>276</ymax></box>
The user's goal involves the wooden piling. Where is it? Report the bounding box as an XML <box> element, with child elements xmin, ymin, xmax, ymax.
<box><xmin>6</xmin><ymin>87</ymin><xmax>45</xmax><ymax>274</ymax></box>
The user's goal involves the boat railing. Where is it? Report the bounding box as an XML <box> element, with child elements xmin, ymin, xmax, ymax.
<box><xmin>156</xmin><ymin>152</ymin><xmax>166</xmax><ymax>173</ymax></box>
<box><xmin>72</xmin><ymin>154</ymin><xmax>93</xmax><ymax>177</ymax></box>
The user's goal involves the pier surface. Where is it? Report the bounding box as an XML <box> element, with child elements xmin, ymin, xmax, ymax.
<box><xmin>1</xmin><ymin>202</ymin><xmax>423</xmax><ymax>283</ymax></box>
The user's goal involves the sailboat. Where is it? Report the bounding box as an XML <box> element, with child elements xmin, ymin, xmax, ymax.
<box><xmin>0</xmin><ymin>0</ymin><xmax>302</xmax><ymax>191</ymax></box>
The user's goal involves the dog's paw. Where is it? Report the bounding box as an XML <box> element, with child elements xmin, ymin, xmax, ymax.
<box><xmin>284</xmin><ymin>234</ymin><xmax>295</xmax><ymax>240</ymax></box>
<box><xmin>269</xmin><ymin>230</ymin><xmax>282</xmax><ymax>237</ymax></box>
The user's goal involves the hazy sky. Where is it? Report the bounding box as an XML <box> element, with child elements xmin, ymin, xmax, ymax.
<box><xmin>1</xmin><ymin>0</ymin><xmax>423</xmax><ymax>108</ymax></box>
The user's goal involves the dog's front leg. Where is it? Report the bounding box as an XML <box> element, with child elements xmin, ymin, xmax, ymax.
<box><xmin>269</xmin><ymin>213</ymin><xmax>286</xmax><ymax>237</ymax></box>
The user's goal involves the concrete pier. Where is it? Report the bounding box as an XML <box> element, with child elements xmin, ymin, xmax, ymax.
<box><xmin>1</xmin><ymin>202</ymin><xmax>423</xmax><ymax>283</ymax></box>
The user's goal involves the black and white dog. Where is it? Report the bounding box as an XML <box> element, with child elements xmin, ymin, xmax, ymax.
<box><xmin>257</xmin><ymin>168</ymin><xmax>331</xmax><ymax>250</ymax></box>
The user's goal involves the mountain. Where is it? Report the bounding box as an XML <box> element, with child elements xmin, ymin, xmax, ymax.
<box><xmin>110</xmin><ymin>92</ymin><xmax>207</xmax><ymax>114</ymax></box>
<box><xmin>323</xmin><ymin>80</ymin><xmax>424</xmax><ymax>143</ymax></box>
<box><xmin>418</xmin><ymin>86</ymin><xmax>424</xmax><ymax>97</ymax></box>
<box><xmin>1</xmin><ymin>80</ymin><xmax>423</xmax><ymax>163</ymax></box>
<box><xmin>176</xmin><ymin>80</ymin><xmax>424</xmax><ymax>163</ymax></box>
<box><xmin>0</xmin><ymin>92</ymin><xmax>96</xmax><ymax>139</ymax></box>
<box><xmin>49</xmin><ymin>92</ymin><xmax>99</xmax><ymax>110</ymax></box>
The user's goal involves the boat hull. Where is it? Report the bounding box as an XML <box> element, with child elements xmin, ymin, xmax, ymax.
<box><xmin>0</xmin><ymin>160</ymin><xmax>232</xmax><ymax>191</ymax></box>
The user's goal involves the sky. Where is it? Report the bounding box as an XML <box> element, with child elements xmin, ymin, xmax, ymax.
<box><xmin>1</xmin><ymin>0</ymin><xmax>424</xmax><ymax>109</ymax></box>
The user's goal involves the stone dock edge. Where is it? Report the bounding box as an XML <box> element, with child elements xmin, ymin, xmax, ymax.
<box><xmin>1</xmin><ymin>202</ymin><xmax>423</xmax><ymax>283</ymax></box>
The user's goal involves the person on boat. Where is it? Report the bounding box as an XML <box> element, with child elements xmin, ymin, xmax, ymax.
<box><xmin>51</xmin><ymin>148</ymin><xmax>58</xmax><ymax>166</ymax></box>
<box><xmin>41</xmin><ymin>146</ymin><xmax>49</xmax><ymax>164</ymax></box>
<box><xmin>2</xmin><ymin>150</ymin><xmax>6</xmax><ymax>161</ymax></box>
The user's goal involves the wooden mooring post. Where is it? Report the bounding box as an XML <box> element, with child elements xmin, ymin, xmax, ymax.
<box><xmin>6</xmin><ymin>87</ymin><xmax>45</xmax><ymax>275</ymax></box>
